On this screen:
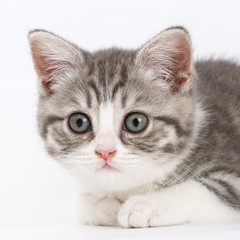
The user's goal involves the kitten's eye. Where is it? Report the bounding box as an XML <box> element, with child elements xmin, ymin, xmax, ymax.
<box><xmin>124</xmin><ymin>112</ymin><xmax>148</xmax><ymax>133</ymax></box>
<box><xmin>68</xmin><ymin>113</ymin><xmax>91</xmax><ymax>134</ymax></box>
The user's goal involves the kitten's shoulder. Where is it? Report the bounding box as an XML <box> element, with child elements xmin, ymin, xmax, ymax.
<box><xmin>194</xmin><ymin>59</ymin><xmax>240</xmax><ymax>101</ymax></box>
<box><xmin>195</xmin><ymin>58</ymin><xmax>240</xmax><ymax>83</ymax></box>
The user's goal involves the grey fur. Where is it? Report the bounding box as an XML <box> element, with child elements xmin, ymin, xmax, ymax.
<box><xmin>29</xmin><ymin>28</ymin><xmax>240</xmax><ymax>212</ymax></box>
<box><xmin>164</xmin><ymin>60</ymin><xmax>240</xmax><ymax>208</ymax></box>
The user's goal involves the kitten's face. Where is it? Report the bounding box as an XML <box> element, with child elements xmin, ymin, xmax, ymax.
<box><xmin>29</xmin><ymin>28</ymin><xmax>195</xmax><ymax>192</ymax></box>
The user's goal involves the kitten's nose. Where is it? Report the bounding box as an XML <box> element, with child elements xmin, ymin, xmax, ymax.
<box><xmin>95</xmin><ymin>148</ymin><xmax>116</xmax><ymax>162</ymax></box>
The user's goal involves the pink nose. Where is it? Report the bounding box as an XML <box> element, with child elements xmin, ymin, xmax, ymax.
<box><xmin>95</xmin><ymin>148</ymin><xmax>116</xmax><ymax>161</ymax></box>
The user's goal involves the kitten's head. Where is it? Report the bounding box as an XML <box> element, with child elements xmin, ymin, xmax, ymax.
<box><xmin>29</xmin><ymin>27</ymin><xmax>197</xmax><ymax>192</ymax></box>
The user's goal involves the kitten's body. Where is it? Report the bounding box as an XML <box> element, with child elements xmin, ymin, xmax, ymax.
<box><xmin>165</xmin><ymin>60</ymin><xmax>240</xmax><ymax>194</ymax></box>
<box><xmin>79</xmin><ymin>59</ymin><xmax>240</xmax><ymax>226</ymax></box>
<box><xmin>29</xmin><ymin>28</ymin><xmax>240</xmax><ymax>227</ymax></box>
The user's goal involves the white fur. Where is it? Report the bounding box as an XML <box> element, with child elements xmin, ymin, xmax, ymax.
<box><xmin>118</xmin><ymin>180</ymin><xmax>240</xmax><ymax>227</ymax></box>
<box><xmin>79</xmin><ymin>193</ymin><xmax>122</xmax><ymax>226</ymax></box>
<box><xmin>95</xmin><ymin>102</ymin><xmax>117</xmax><ymax>150</ymax></box>
<box><xmin>77</xmin><ymin>179</ymin><xmax>240</xmax><ymax>227</ymax></box>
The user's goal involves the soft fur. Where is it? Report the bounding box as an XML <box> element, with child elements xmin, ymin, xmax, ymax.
<box><xmin>28</xmin><ymin>27</ymin><xmax>240</xmax><ymax>227</ymax></box>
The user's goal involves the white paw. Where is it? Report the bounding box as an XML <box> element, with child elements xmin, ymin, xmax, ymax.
<box><xmin>117</xmin><ymin>196</ymin><xmax>184</xmax><ymax>228</ymax></box>
<box><xmin>95</xmin><ymin>197</ymin><xmax>123</xmax><ymax>226</ymax></box>
<box><xmin>118</xmin><ymin>196</ymin><xmax>157</xmax><ymax>228</ymax></box>
<box><xmin>81</xmin><ymin>195</ymin><xmax>123</xmax><ymax>226</ymax></box>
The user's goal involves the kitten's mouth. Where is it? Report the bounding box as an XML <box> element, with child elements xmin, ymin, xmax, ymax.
<box><xmin>98</xmin><ymin>163</ymin><xmax>119</xmax><ymax>172</ymax></box>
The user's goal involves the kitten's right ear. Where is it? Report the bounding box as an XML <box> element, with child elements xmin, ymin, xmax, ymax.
<box><xmin>28</xmin><ymin>30</ymin><xmax>83</xmax><ymax>94</ymax></box>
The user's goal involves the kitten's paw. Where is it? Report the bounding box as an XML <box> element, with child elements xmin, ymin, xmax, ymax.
<box><xmin>96</xmin><ymin>197</ymin><xmax>123</xmax><ymax>226</ymax></box>
<box><xmin>118</xmin><ymin>196</ymin><xmax>157</xmax><ymax>228</ymax></box>
<box><xmin>117</xmin><ymin>196</ymin><xmax>184</xmax><ymax>228</ymax></box>
<box><xmin>81</xmin><ymin>195</ymin><xmax>123</xmax><ymax>226</ymax></box>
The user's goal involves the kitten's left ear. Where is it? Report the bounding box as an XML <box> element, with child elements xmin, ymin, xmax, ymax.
<box><xmin>136</xmin><ymin>27</ymin><xmax>193</xmax><ymax>92</ymax></box>
<box><xmin>28</xmin><ymin>30</ymin><xmax>84</xmax><ymax>95</ymax></box>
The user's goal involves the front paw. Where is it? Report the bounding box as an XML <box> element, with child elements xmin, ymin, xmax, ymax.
<box><xmin>81</xmin><ymin>195</ymin><xmax>123</xmax><ymax>226</ymax></box>
<box><xmin>117</xmin><ymin>195</ymin><xmax>184</xmax><ymax>228</ymax></box>
<box><xmin>118</xmin><ymin>196</ymin><xmax>157</xmax><ymax>228</ymax></box>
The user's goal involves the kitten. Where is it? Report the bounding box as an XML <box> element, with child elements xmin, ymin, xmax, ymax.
<box><xmin>28</xmin><ymin>27</ymin><xmax>240</xmax><ymax>227</ymax></box>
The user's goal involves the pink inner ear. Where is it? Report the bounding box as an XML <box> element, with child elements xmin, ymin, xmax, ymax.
<box><xmin>31</xmin><ymin>44</ymin><xmax>56</xmax><ymax>90</ymax></box>
<box><xmin>139</xmin><ymin>29</ymin><xmax>192</xmax><ymax>92</ymax></box>
<box><xmin>29</xmin><ymin>31</ymin><xmax>82</xmax><ymax>94</ymax></box>
<box><xmin>161</xmin><ymin>37</ymin><xmax>191</xmax><ymax>92</ymax></box>
<box><xmin>170</xmin><ymin>44</ymin><xmax>191</xmax><ymax>92</ymax></box>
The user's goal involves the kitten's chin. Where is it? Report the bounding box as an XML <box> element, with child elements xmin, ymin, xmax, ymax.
<box><xmin>72</xmin><ymin>167</ymin><xmax>158</xmax><ymax>193</ymax></box>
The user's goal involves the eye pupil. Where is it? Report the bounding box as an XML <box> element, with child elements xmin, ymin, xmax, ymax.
<box><xmin>77</xmin><ymin>119</ymin><xmax>83</xmax><ymax>127</ymax></box>
<box><xmin>133</xmin><ymin>118</ymin><xmax>140</xmax><ymax>127</ymax></box>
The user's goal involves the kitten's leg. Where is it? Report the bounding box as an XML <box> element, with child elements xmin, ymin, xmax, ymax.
<box><xmin>118</xmin><ymin>180</ymin><xmax>240</xmax><ymax>228</ymax></box>
<box><xmin>80</xmin><ymin>193</ymin><xmax>122</xmax><ymax>226</ymax></box>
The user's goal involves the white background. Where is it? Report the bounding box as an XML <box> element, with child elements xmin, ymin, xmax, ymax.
<box><xmin>0</xmin><ymin>0</ymin><xmax>240</xmax><ymax>239</ymax></box>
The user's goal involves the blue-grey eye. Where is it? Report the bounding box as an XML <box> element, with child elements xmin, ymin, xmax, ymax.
<box><xmin>124</xmin><ymin>112</ymin><xmax>148</xmax><ymax>133</ymax></box>
<box><xmin>68</xmin><ymin>113</ymin><xmax>91</xmax><ymax>134</ymax></box>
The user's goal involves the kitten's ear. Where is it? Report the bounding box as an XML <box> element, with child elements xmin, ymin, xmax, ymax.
<box><xmin>28</xmin><ymin>30</ymin><xmax>83</xmax><ymax>94</ymax></box>
<box><xmin>136</xmin><ymin>27</ymin><xmax>192</xmax><ymax>92</ymax></box>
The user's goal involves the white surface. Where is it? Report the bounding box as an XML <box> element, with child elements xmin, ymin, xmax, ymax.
<box><xmin>0</xmin><ymin>0</ymin><xmax>240</xmax><ymax>238</ymax></box>
<box><xmin>1</xmin><ymin>223</ymin><xmax>240</xmax><ymax>240</ymax></box>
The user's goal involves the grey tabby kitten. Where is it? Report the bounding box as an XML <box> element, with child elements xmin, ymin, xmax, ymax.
<box><xmin>28</xmin><ymin>27</ymin><xmax>240</xmax><ymax>227</ymax></box>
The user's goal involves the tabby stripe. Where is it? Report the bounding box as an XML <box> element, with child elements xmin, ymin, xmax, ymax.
<box><xmin>111</xmin><ymin>63</ymin><xmax>128</xmax><ymax>101</ymax></box>
<box><xmin>135</xmin><ymin>142</ymin><xmax>156</xmax><ymax>153</ymax></box>
<box><xmin>97</xmin><ymin>60</ymin><xmax>107</xmax><ymax>101</ymax></box>
<box><xmin>154</xmin><ymin>116</ymin><xmax>188</xmax><ymax>137</ymax></box>
<box><xmin>86</xmin><ymin>92</ymin><xmax>92</xmax><ymax>108</ymax></box>
<box><xmin>89</xmin><ymin>80</ymin><xmax>101</xmax><ymax>103</ymax></box>
<box><xmin>42</xmin><ymin>116</ymin><xmax>63</xmax><ymax>139</ymax></box>
<box><xmin>120</xmin><ymin>63</ymin><xmax>127</xmax><ymax>82</ymax></box>
<box><xmin>121</xmin><ymin>93</ymin><xmax>127</xmax><ymax>108</ymax></box>
<box><xmin>201</xmin><ymin>167</ymin><xmax>240</xmax><ymax>179</ymax></box>
<box><xmin>87</xmin><ymin>60</ymin><xmax>95</xmax><ymax>76</ymax></box>
<box><xmin>198</xmin><ymin>179</ymin><xmax>240</xmax><ymax>209</ymax></box>
<box><xmin>120</xmin><ymin>134</ymin><xmax>157</xmax><ymax>152</ymax></box>
<box><xmin>213</xmin><ymin>179</ymin><xmax>240</xmax><ymax>205</ymax></box>
<box><xmin>112</xmin><ymin>82</ymin><xmax>120</xmax><ymax>101</ymax></box>
<box><xmin>112</xmin><ymin>78</ymin><xmax>126</xmax><ymax>101</ymax></box>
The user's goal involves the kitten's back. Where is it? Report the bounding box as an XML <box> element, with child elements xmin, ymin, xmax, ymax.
<box><xmin>193</xmin><ymin>60</ymin><xmax>240</xmax><ymax>170</ymax></box>
<box><xmin>196</xmin><ymin>60</ymin><xmax>240</xmax><ymax>117</ymax></box>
